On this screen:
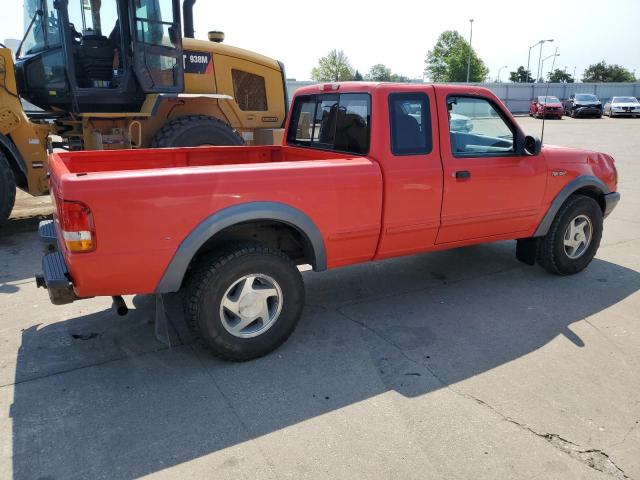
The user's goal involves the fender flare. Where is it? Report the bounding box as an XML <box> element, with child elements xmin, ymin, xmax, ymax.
<box><xmin>533</xmin><ymin>175</ymin><xmax>609</xmax><ymax>237</ymax></box>
<box><xmin>155</xmin><ymin>201</ymin><xmax>327</xmax><ymax>293</ymax></box>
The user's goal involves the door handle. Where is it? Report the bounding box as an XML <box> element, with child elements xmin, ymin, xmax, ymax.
<box><xmin>455</xmin><ymin>170</ymin><xmax>471</xmax><ymax>180</ymax></box>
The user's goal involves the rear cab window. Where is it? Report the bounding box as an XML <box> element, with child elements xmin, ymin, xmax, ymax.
<box><xmin>389</xmin><ymin>93</ymin><xmax>432</xmax><ymax>155</ymax></box>
<box><xmin>287</xmin><ymin>93</ymin><xmax>371</xmax><ymax>154</ymax></box>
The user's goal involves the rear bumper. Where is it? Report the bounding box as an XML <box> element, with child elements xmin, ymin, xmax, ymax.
<box><xmin>603</xmin><ymin>192</ymin><xmax>621</xmax><ymax>218</ymax></box>
<box><xmin>35</xmin><ymin>220</ymin><xmax>78</xmax><ymax>305</ymax></box>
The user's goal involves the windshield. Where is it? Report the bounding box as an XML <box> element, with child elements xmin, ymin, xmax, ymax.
<box><xmin>19</xmin><ymin>0</ymin><xmax>61</xmax><ymax>57</ymax></box>
<box><xmin>612</xmin><ymin>97</ymin><xmax>639</xmax><ymax>103</ymax></box>
<box><xmin>575</xmin><ymin>94</ymin><xmax>598</xmax><ymax>102</ymax></box>
<box><xmin>539</xmin><ymin>96</ymin><xmax>560</xmax><ymax>104</ymax></box>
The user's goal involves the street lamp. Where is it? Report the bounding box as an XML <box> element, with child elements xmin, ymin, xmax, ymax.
<box><xmin>536</xmin><ymin>39</ymin><xmax>554</xmax><ymax>83</ymax></box>
<box><xmin>541</xmin><ymin>51</ymin><xmax>560</xmax><ymax>82</ymax></box>
<box><xmin>496</xmin><ymin>65</ymin><xmax>508</xmax><ymax>82</ymax></box>
<box><xmin>466</xmin><ymin>19</ymin><xmax>474</xmax><ymax>83</ymax></box>
<box><xmin>527</xmin><ymin>39</ymin><xmax>553</xmax><ymax>82</ymax></box>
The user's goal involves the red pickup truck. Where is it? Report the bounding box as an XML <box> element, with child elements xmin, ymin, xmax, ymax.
<box><xmin>37</xmin><ymin>82</ymin><xmax>620</xmax><ymax>361</ymax></box>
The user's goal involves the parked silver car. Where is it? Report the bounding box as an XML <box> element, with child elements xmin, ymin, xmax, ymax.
<box><xmin>604</xmin><ymin>96</ymin><xmax>640</xmax><ymax>118</ymax></box>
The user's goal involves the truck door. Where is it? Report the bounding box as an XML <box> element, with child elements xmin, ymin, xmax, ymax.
<box><xmin>375</xmin><ymin>88</ymin><xmax>444</xmax><ymax>259</ymax></box>
<box><xmin>130</xmin><ymin>0</ymin><xmax>183</xmax><ymax>92</ymax></box>
<box><xmin>436</xmin><ymin>93</ymin><xmax>546</xmax><ymax>244</ymax></box>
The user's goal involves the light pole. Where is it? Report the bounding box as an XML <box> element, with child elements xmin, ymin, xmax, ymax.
<box><xmin>541</xmin><ymin>50</ymin><xmax>560</xmax><ymax>83</ymax></box>
<box><xmin>466</xmin><ymin>19</ymin><xmax>474</xmax><ymax>83</ymax></box>
<box><xmin>496</xmin><ymin>65</ymin><xmax>508</xmax><ymax>82</ymax></box>
<box><xmin>536</xmin><ymin>39</ymin><xmax>554</xmax><ymax>82</ymax></box>
<box><xmin>527</xmin><ymin>39</ymin><xmax>553</xmax><ymax>82</ymax></box>
<box><xmin>573</xmin><ymin>66</ymin><xmax>577</xmax><ymax>81</ymax></box>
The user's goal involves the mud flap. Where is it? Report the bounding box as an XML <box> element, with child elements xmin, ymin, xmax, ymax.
<box><xmin>154</xmin><ymin>293</ymin><xmax>196</xmax><ymax>347</ymax></box>
<box><xmin>516</xmin><ymin>238</ymin><xmax>538</xmax><ymax>266</ymax></box>
<box><xmin>155</xmin><ymin>294</ymin><xmax>173</xmax><ymax>347</ymax></box>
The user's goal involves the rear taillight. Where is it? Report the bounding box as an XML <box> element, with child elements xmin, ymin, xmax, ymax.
<box><xmin>60</xmin><ymin>201</ymin><xmax>95</xmax><ymax>252</ymax></box>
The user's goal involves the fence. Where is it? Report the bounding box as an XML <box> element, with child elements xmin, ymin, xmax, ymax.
<box><xmin>286</xmin><ymin>81</ymin><xmax>640</xmax><ymax>113</ymax></box>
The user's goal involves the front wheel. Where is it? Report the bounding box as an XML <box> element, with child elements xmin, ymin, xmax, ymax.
<box><xmin>537</xmin><ymin>195</ymin><xmax>603</xmax><ymax>275</ymax></box>
<box><xmin>183</xmin><ymin>242</ymin><xmax>305</xmax><ymax>361</ymax></box>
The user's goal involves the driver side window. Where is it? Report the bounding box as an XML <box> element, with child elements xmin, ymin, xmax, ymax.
<box><xmin>448</xmin><ymin>96</ymin><xmax>514</xmax><ymax>156</ymax></box>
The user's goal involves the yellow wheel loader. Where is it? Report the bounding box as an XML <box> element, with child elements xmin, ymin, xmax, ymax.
<box><xmin>0</xmin><ymin>0</ymin><xmax>288</xmax><ymax>222</ymax></box>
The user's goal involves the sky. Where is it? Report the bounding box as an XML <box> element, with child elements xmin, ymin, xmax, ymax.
<box><xmin>3</xmin><ymin>0</ymin><xmax>639</xmax><ymax>82</ymax></box>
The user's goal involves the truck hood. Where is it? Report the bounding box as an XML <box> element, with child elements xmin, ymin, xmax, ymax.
<box><xmin>542</xmin><ymin>144</ymin><xmax>601</xmax><ymax>163</ymax></box>
<box><xmin>542</xmin><ymin>144</ymin><xmax>617</xmax><ymax>191</ymax></box>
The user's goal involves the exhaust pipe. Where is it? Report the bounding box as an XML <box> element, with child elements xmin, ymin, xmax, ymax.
<box><xmin>183</xmin><ymin>0</ymin><xmax>196</xmax><ymax>38</ymax></box>
<box><xmin>112</xmin><ymin>296</ymin><xmax>128</xmax><ymax>316</ymax></box>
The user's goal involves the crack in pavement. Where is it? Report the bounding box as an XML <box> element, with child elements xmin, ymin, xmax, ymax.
<box><xmin>465</xmin><ymin>394</ymin><xmax>631</xmax><ymax>480</ymax></box>
<box><xmin>337</xmin><ymin>309</ymin><xmax>632</xmax><ymax>480</ymax></box>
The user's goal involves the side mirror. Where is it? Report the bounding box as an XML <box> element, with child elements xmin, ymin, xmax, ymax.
<box><xmin>524</xmin><ymin>135</ymin><xmax>542</xmax><ymax>156</ymax></box>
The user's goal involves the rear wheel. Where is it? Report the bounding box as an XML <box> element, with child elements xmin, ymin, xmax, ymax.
<box><xmin>151</xmin><ymin>115</ymin><xmax>244</xmax><ymax>148</ymax></box>
<box><xmin>0</xmin><ymin>152</ymin><xmax>16</xmax><ymax>224</ymax></box>
<box><xmin>183</xmin><ymin>242</ymin><xmax>305</xmax><ymax>361</ymax></box>
<box><xmin>537</xmin><ymin>195</ymin><xmax>603</xmax><ymax>275</ymax></box>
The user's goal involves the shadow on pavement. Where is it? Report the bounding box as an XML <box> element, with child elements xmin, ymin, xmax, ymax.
<box><xmin>9</xmin><ymin>244</ymin><xmax>640</xmax><ymax>479</ymax></box>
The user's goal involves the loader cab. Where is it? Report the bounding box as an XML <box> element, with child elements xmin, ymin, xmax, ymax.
<box><xmin>15</xmin><ymin>0</ymin><xmax>184</xmax><ymax>113</ymax></box>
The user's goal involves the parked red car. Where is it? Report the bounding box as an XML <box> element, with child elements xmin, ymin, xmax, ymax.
<box><xmin>37</xmin><ymin>82</ymin><xmax>620</xmax><ymax>361</ymax></box>
<box><xmin>530</xmin><ymin>95</ymin><xmax>564</xmax><ymax>119</ymax></box>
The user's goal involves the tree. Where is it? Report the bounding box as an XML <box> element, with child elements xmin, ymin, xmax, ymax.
<box><xmin>311</xmin><ymin>50</ymin><xmax>354</xmax><ymax>82</ymax></box>
<box><xmin>547</xmin><ymin>69</ymin><xmax>574</xmax><ymax>83</ymax></box>
<box><xmin>509</xmin><ymin>66</ymin><xmax>533</xmax><ymax>83</ymax></box>
<box><xmin>424</xmin><ymin>30</ymin><xmax>488</xmax><ymax>82</ymax></box>
<box><xmin>366</xmin><ymin>64</ymin><xmax>393</xmax><ymax>81</ymax></box>
<box><xmin>353</xmin><ymin>70</ymin><xmax>364</xmax><ymax>81</ymax></box>
<box><xmin>582</xmin><ymin>61</ymin><xmax>635</xmax><ymax>82</ymax></box>
<box><xmin>390</xmin><ymin>73</ymin><xmax>410</xmax><ymax>83</ymax></box>
<box><xmin>365</xmin><ymin>64</ymin><xmax>411</xmax><ymax>82</ymax></box>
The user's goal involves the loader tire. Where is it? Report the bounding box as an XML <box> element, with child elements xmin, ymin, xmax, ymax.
<box><xmin>0</xmin><ymin>152</ymin><xmax>16</xmax><ymax>225</ymax></box>
<box><xmin>151</xmin><ymin>115</ymin><xmax>244</xmax><ymax>148</ymax></box>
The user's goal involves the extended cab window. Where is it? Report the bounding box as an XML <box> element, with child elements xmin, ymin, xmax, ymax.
<box><xmin>448</xmin><ymin>96</ymin><xmax>514</xmax><ymax>156</ymax></box>
<box><xmin>389</xmin><ymin>93</ymin><xmax>432</xmax><ymax>155</ymax></box>
<box><xmin>287</xmin><ymin>93</ymin><xmax>370</xmax><ymax>154</ymax></box>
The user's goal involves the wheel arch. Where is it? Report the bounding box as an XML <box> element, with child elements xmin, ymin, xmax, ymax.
<box><xmin>533</xmin><ymin>176</ymin><xmax>609</xmax><ymax>237</ymax></box>
<box><xmin>156</xmin><ymin>202</ymin><xmax>327</xmax><ymax>293</ymax></box>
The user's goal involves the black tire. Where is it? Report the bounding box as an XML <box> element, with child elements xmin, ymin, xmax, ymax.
<box><xmin>0</xmin><ymin>152</ymin><xmax>16</xmax><ymax>224</ymax></box>
<box><xmin>183</xmin><ymin>242</ymin><xmax>305</xmax><ymax>361</ymax></box>
<box><xmin>537</xmin><ymin>194</ymin><xmax>603</xmax><ymax>275</ymax></box>
<box><xmin>151</xmin><ymin>115</ymin><xmax>244</xmax><ymax>148</ymax></box>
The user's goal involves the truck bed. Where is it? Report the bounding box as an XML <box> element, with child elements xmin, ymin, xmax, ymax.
<box><xmin>52</xmin><ymin>145</ymin><xmax>351</xmax><ymax>175</ymax></box>
<box><xmin>47</xmin><ymin>145</ymin><xmax>383</xmax><ymax>297</ymax></box>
